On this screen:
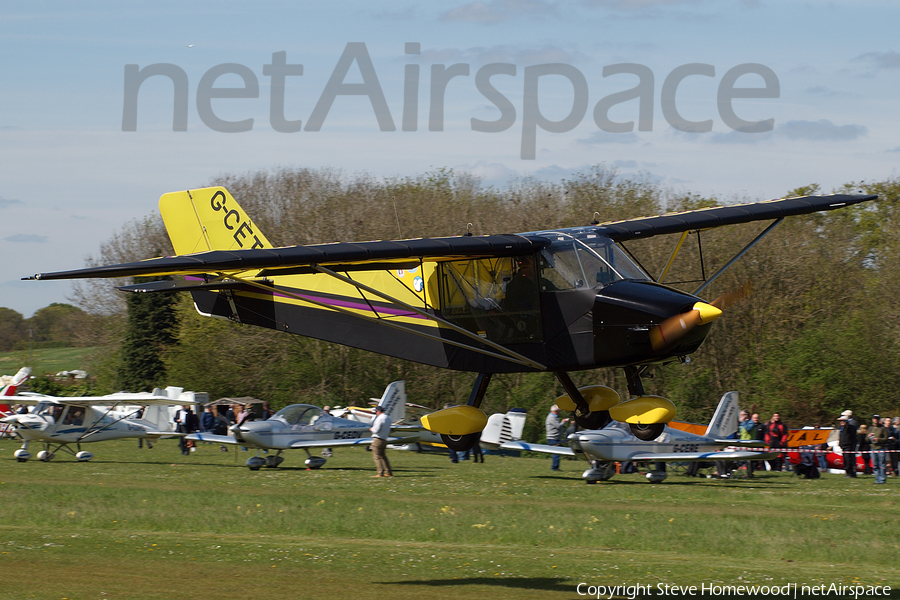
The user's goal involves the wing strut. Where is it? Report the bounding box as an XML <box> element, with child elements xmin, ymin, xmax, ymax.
<box><xmin>692</xmin><ymin>218</ymin><xmax>782</xmax><ymax>296</ymax></box>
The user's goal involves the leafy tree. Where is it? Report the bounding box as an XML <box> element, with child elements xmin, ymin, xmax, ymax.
<box><xmin>0</xmin><ymin>307</ymin><xmax>26</xmax><ymax>351</ymax></box>
<box><xmin>117</xmin><ymin>277</ymin><xmax>178</xmax><ymax>392</ymax></box>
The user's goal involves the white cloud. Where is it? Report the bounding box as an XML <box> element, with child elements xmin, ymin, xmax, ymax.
<box><xmin>440</xmin><ymin>0</ymin><xmax>558</xmax><ymax>25</ymax></box>
<box><xmin>4</xmin><ymin>233</ymin><xmax>48</xmax><ymax>243</ymax></box>
<box><xmin>777</xmin><ymin>119</ymin><xmax>866</xmax><ymax>141</ymax></box>
<box><xmin>853</xmin><ymin>51</ymin><xmax>900</xmax><ymax>70</ymax></box>
<box><xmin>0</xmin><ymin>197</ymin><xmax>24</xmax><ymax>208</ymax></box>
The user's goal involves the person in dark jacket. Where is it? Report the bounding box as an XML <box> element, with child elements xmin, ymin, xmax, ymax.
<box><xmin>839</xmin><ymin>413</ymin><xmax>858</xmax><ymax>478</ymax></box>
<box><xmin>764</xmin><ymin>413</ymin><xmax>787</xmax><ymax>472</ymax></box>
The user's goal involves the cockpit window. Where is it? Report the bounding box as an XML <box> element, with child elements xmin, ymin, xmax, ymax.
<box><xmin>273</xmin><ymin>405</ymin><xmax>323</xmax><ymax>426</ymax></box>
<box><xmin>539</xmin><ymin>234</ymin><xmax>648</xmax><ymax>290</ymax></box>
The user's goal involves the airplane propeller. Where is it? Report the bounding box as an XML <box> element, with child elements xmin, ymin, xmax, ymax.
<box><xmin>649</xmin><ymin>282</ymin><xmax>752</xmax><ymax>353</ymax></box>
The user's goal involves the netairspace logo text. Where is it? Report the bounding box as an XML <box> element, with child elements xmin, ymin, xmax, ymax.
<box><xmin>576</xmin><ymin>582</ymin><xmax>892</xmax><ymax>599</ymax></box>
<box><xmin>122</xmin><ymin>42</ymin><xmax>780</xmax><ymax>160</ymax></box>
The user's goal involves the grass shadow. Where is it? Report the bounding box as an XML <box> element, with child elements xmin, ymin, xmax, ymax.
<box><xmin>385</xmin><ymin>576</ymin><xmax>571</xmax><ymax>592</ymax></box>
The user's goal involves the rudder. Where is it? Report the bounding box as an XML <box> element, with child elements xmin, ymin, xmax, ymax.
<box><xmin>159</xmin><ymin>187</ymin><xmax>273</xmax><ymax>255</ymax></box>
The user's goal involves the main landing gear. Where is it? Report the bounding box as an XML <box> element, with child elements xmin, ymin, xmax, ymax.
<box><xmin>423</xmin><ymin>366</ymin><xmax>675</xmax><ymax>452</ymax></box>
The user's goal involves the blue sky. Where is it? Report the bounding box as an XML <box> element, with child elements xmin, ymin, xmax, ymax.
<box><xmin>2</xmin><ymin>1</ymin><xmax>898</xmax><ymax>317</ymax></box>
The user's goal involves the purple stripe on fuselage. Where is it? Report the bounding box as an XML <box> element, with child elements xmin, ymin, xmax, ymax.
<box><xmin>185</xmin><ymin>275</ymin><xmax>428</xmax><ymax>319</ymax></box>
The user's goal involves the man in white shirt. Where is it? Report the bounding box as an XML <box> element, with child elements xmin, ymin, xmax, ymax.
<box><xmin>369</xmin><ymin>405</ymin><xmax>393</xmax><ymax>477</ymax></box>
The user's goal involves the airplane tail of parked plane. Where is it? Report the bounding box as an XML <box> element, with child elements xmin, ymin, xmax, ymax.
<box><xmin>1</xmin><ymin>367</ymin><xmax>32</xmax><ymax>415</ymax></box>
<box><xmin>159</xmin><ymin>187</ymin><xmax>274</xmax><ymax>255</ymax></box>
<box><xmin>481</xmin><ymin>408</ymin><xmax>526</xmax><ymax>445</ymax></box>
<box><xmin>704</xmin><ymin>391</ymin><xmax>740</xmax><ymax>439</ymax></box>
<box><xmin>374</xmin><ymin>381</ymin><xmax>406</xmax><ymax>423</ymax></box>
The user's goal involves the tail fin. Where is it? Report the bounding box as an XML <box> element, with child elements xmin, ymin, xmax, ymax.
<box><xmin>704</xmin><ymin>391</ymin><xmax>740</xmax><ymax>439</ymax></box>
<box><xmin>481</xmin><ymin>408</ymin><xmax>527</xmax><ymax>445</ymax></box>
<box><xmin>1</xmin><ymin>367</ymin><xmax>31</xmax><ymax>397</ymax></box>
<box><xmin>159</xmin><ymin>187</ymin><xmax>273</xmax><ymax>255</ymax></box>
<box><xmin>375</xmin><ymin>381</ymin><xmax>406</xmax><ymax>423</ymax></box>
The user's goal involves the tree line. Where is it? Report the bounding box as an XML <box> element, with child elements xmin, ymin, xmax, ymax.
<box><xmin>8</xmin><ymin>166</ymin><xmax>899</xmax><ymax>442</ymax></box>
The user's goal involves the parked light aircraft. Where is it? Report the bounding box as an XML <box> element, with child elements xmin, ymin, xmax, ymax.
<box><xmin>1</xmin><ymin>386</ymin><xmax>206</xmax><ymax>462</ymax></box>
<box><xmin>26</xmin><ymin>187</ymin><xmax>877</xmax><ymax>452</ymax></box>
<box><xmin>329</xmin><ymin>382</ymin><xmax>526</xmax><ymax>448</ymax></box>
<box><xmin>187</xmin><ymin>381</ymin><xmax>420</xmax><ymax>470</ymax></box>
<box><xmin>501</xmin><ymin>391</ymin><xmax>776</xmax><ymax>483</ymax></box>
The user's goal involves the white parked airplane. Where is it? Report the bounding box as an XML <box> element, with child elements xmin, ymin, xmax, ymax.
<box><xmin>1</xmin><ymin>386</ymin><xmax>207</xmax><ymax>462</ymax></box>
<box><xmin>501</xmin><ymin>391</ymin><xmax>775</xmax><ymax>483</ymax></box>
<box><xmin>187</xmin><ymin>381</ymin><xmax>420</xmax><ymax>470</ymax></box>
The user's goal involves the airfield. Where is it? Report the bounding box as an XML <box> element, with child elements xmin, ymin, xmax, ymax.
<box><xmin>1</xmin><ymin>438</ymin><xmax>898</xmax><ymax>599</ymax></box>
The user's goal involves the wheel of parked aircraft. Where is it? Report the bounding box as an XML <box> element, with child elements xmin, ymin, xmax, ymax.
<box><xmin>630</xmin><ymin>422</ymin><xmax>664</xmax><ymax>441</ymax></box>
<box><xmin>574</xmin><ymin>410</ymin><xmax>610</xmax><ymax>431</ymax></box>
<box><xmin>441</xmin><ymin>432</ymin><xmax>480</xmax><ymax>452</ymax></box>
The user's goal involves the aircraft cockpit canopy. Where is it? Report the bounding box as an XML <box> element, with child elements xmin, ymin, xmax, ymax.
<box><xmin>537</xmin><ymin>233</ymin><xmax>649</xmax><ymax>290</ymax></box>
<box><xmin>273</xmin><ymin>404</ymin><xmax>333</xmax><ymax>430</ymax></box>
<box><xmin>436</xmin><ymin>232</ymin><xmax>649</xmax><ymax>345</ymax></box>
<box><xmin>34</xmin><ymin>402</ymin><xmax>63</xmax><ymax>423</ymax></box>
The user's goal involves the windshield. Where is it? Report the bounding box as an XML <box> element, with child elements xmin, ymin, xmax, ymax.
<box><xmin>539</xmin><ymin>234</ymin><xmax>648</xmax><ymax>290</ymax></box>
<box><xmin>272</xmin><ymin>404</ymin><xmax>333</xmax><ymax>430</ymax></box>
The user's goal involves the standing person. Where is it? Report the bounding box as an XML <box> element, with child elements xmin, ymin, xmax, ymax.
<box><xmin>174</xmin><ymin>405</ymin><xmax>196</xmax><ymax>456</ymax></box>
<box><xmin>738</xmin><ymin>410</ymin><xmax>757</xmax><ymax>477</ymax></box>
<box><xmin>868</xmin><ymin>417</ymin><xmax>889</xmax><ymax>484</ymax></box>
<box><xmin>545</xmin><ymin>404</ymin><xmax>569</xmax><ymax>472</ymax></box>
<box><xmin>857</xmin><ymin>424</ymin><xmax>872</xmax><ymax>475</ymax></box>
<box><xmin>369</xmin><ymin>405</ymin><xmax>393</xmax><ymax>478</ymax></box>
<box><xmin>751</xmin><ymin>413</ymin><xmax>765</xmax><ymax>472</ymax></box>
<box><xmin>886</xmin><ymin>418</ymin><xmax>898</xmax><ymax>476</ymax></box>
<box><xmin>470</xmin><ymin>432</ymin><xmax>484</xmax><ymax>463</ymax></box>
<box><xmin>764</xmin><ymin>413</ymin><xmax>787</xmax><ymax>472</ymax></box>
<box><xmin>839</xmin><ymin>412</ymin><xmax>858</xmax><ymax>478</ymax></box>
<box><xmin>261</xmin><ymin>402</ymin><xmax>275</xmax><ymax>420</ymax></box>
<box><xmin>200</xmin><ymin>406</ymin><xmax>216</xmax><ymax>437</ymax></box>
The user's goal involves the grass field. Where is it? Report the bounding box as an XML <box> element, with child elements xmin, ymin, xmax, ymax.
<box><xmin>1</xmin><ymin>437</ymin><xmax>898</xmax><ymax>600</ymax></box>
<box><xmin>0</xmin><ymin>347</ymin><xmax>95</xmax><ymax>378</ymax></box>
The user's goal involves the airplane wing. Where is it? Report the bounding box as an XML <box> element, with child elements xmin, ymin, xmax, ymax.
<box><xmin>187</xmin><ymin>433</ymin><xmax>420</xmax><ymax>448</ymax></box>
<box><xmin>25</xmin><ymin>193</ymin><xmax>875</xmax><ymax>283</ymax></box>
<box><xmin>186</xmin><ymin>433</ymin><xmax>243</xmax><ymax>445</ymax></box>
<box><xmin>6</xmin><ymin>395</ymin><xmax>200</xmax><ymax>407</ymax></box>
<box><xmin>593</xmin><ymin>194</ymin><xmax>876</xmax><ymax>242</ymax></box>
<box><xmin>628</xmin><ymin>450</ymin><xmax>779</xmax><ymax>461</ymax></box>
<box><xmin>499</xmin><ymin>441</ymin><xmax>576</xmax><ymax>456</ymax></box>
<box><xmin>290</xmin><ymin>435</ymin><xmax>419</xmax><ymax>449</ymax></box>
<box><xmin>26</xmin><ymin>235</ymin><xmax>551</xmax><ymax>282</ymax></box>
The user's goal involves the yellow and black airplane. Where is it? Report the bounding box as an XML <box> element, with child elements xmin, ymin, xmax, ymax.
<box><xmin>26</xmin><ymin>187</ymin><xmax>876</xmax><ymax>451</ymax></box>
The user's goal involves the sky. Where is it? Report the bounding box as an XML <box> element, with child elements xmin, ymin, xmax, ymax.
<box><xmin>1</xmin><ymin>1</ymin><xmax>898</xmax><ymax>318</ymax></box>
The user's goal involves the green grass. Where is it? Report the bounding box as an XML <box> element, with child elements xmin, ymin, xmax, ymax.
<box><xmin>1</xmin><ymin>438</ymin><xmax>898</xmax><ymax>599</ymax></box>
<box><xmin>0</xmin><ymin>346</ymin><xmax>96</xmax><ymax>378</ymax></box>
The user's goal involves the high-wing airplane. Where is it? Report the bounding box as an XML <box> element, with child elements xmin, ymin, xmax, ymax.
<box><xmin>1</xmin><ymin>386</ymin><xmax>206</xmax><ymax>462</ymax></box>
<box><xmin>186</xmin><ymin>381</ymin><xmax>420</xmax><ymax>470</ymax></box>
<box><xmin>25</xmin><ymin>187</ymin><xmax>877</xmax><ymax>452</ymax></box>
<box><xmin>501</xmin><ymin>391</ymin><xmax>776</xmax><ymax>483</ymax></box>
